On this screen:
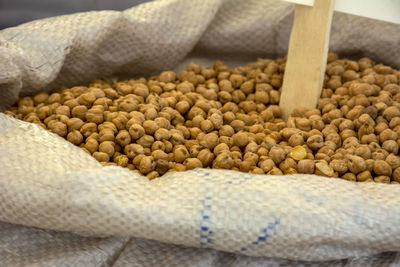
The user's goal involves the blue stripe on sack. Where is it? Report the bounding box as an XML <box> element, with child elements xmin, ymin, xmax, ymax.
<box><xmin>238</xmin><ymin>217</ymin><xmax>281</xmax><ymax>252</ymax></box>
<box><xmin>199</xmin><ymin>196</ymin><xmax>213</xmax><ymax>247</ymax></box>
<box><xmin>194</xmin><ymin>169</ymin><xmax>254</xmax><ymax>185</ymax></box>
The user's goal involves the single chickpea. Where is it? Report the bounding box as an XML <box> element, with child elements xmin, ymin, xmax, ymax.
<box><xmin>342</xmin><ymin>173</ymin><xmax>357</xmax><ymax>182</ymax></box>
<box><xmin>139</xmin><ymin>156</ymin><xmax>155</xmax><ymax>174</ymax></box>
<box><xmin>141</xmin><ymin>120</ymin><xmax>158</xmax><ymax>135</ymax></box>
<box><xmin>232</xmin><ymin>132</ymin><xmax>249</xmax><ymax>147</ymax></box>
<box><xmin>392</xmin><ymin>167</ymin><xmax>400</xmax><ymax>182</ymax></box>
<box><xmin>200</xmin><ymin>120</ymin><xmax>214</xmax><ymax>133</ymax></box>
<box><xmin>136</xmin><ymin>135</ymin><xmax>154</xmax><ymax>148</ymax></box>
<box><xmin>33</xmin><ymin>93</ymin><xmax>49</xmax><ymax>105</ymax></box>
<box><xmin>114</xmin><ymin>154</ymin><xmax>129</xmax><ymax>167</ymax></box>
<box><xmin>200</xmin><ymin>133</ymin><xmax>219</xmax><ymax>150</ymax></box>
<box><xmin>114</xmin><ymin>130</ymin><xmax>130</xmax><ymax>147</ymax></box>
<box><xmin>99</xmin><ymin>141</ymin><xmax>115</xmax><ymax>157</ymax></box>
<box><xmin>67</xmin><ymin>130</ymin><xmax>83</xmax><ymax>145</ymax></box>
<box><xmin>315</xmin><ymin>161</ymin><xmax>334</xmax><ymax>177</ymax></box>
<box><xmin>268</xmin><ymin>167</ymin><xmax>283</xmax><ymax>175</ymax></box>
<box><xmin>380</xmin><ymin>128</ymin><xmax>398</xmax><ymax>143</ymax></box>
<box><xmin>48</xmin><ymin>121</ymin><xmax>67</xmax><ymax>137</ymax></box>
<box><xmin>230</xmin><ymin>74</ymin><xmax>244</xmax><ymax>88</ymax></box>
<box><xmin>129</xmin><ymin>124</ymin><xmax>145</xmax><ymax>140</ymax></box>
<box><xmin>213</xmin><ymin>143</ymin><xmax>230</xmax><ymax>156</ymax></box>
<box><xmin>382</xmin><ymin>140</ymin><xmax>399</xmax><ymax>154</ymax></box>
<box><xmin>374</xmin><ymin>176</ymin><xmax>391</xmax><ymax>184</ymax></box>
<box><xmin>382</xmin><ymin>106</ymin><xmax>400</xmax><ymax>121</ymax></box>
<box><xmin>71</xmin><ymin>105</ymin><xmax>88</xmax><ymax>120</ymax></box>
<box><xmin>79</xmin><ymin>122</ymin><xmax>97</xmax><ymax>138</ymax></box>
<box><xmin>269</xmin><ymin>146</ymin><xmax>286</xmax><ymax>165</ymax></box>
<box><xmin>356</xmin><ymin>170</ymin><xmax>372</xmax><ymax>182</ymax></box>
<box><xmin>173</xmin><ymin>145</ymin><xmax>189</xmax><ymax>163</ymax></box>
<box><xmin>297</xmin><ymin>159</ymin><xmax>314</xmax><ymax>174</ymax></box>
<box><xmin>83</xmin><ymin>138</ymin><xmax>98</xmax><ymax>154</ymax></box>
<box><xmin>385</xmin><ymin>154</ymin><xmax>400</xmax><ymax>170</ymax></box>
<box><xmin>55</xmin><ymin>105</ymin><xmax>70</xmax><ymax>117</ymax></box>
<box><xmin>183</xmin><ymin>158</ymin><xmax>202</xmax><ymax>170</ymax></box>
<box><xmin>99</xmin><ymin>129</ymin><xmax>115</xmax><ymax>142</ymax></box>
<box><xmin>77</xmin><ymin>92</ymin><xmax>96</xmax><ymax>106</ymax></box>
<box><xmin>198</xmin><ymin>149</ymin><xmax>215</xmax><ymax>167</ymax></box>
<box><xmin>66</xmin><ymin>118</ymin><xmax>84</xmax><ymax>132</ymax></box>
<box><xmin>213</xmin><ymin>152</ymin><xmax>234</xmax><ymax>169</ymax></box>
<box><xmin>46</xmin><ymin>93</ymin><xmax>61</xmax><ymax>104</ymax></box>
<box><xmin>93</xmin><ymin>152</ymin><xmax>110</xmax><ymax>162</ymax></box>
<box><xmin>373</xmin><ymin>159</ymin><xmax>392</xmax><ymax>176</ymax></box>
<box><xmin>306</xmin><ymin>135</ymin><xmax>324</xmax><ymax>150</ymax></box>
<box><xmin>329</xmin><ymin>159</ymin><xmax>348</xmax><ymax>173</ymax></box>
<box><xmin>159</xmin><ymin>71</ymin><xmax>176</xmax><ymax>83</ymax></box>
<box><xmin>152</xmin><ymin>149</ymin><xmax>169</xmax><ymax>161</ymax></box>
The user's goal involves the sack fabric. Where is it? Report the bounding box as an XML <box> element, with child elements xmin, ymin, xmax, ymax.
<box><xmin>1</xmin><ymin>0</ymin><xmax>400</xmax><ymax>265</ymax></box>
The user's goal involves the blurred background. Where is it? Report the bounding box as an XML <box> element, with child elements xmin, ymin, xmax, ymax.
<box><xmin>0</xmin><ymin>0</ymin><xmax>149</xmax><ymax>29</ymax></box>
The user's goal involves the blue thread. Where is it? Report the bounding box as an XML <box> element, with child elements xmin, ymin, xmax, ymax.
<box><xmin>198</xmin><ymin>169</ymin><xmax>254</xmax><ymax>185</ymax></box>
<box><xmin>199</xmin><ymin>196</ymin><xmax>213</xmax><ymax>247</ymax></box>
<box><xmin>301</xmin><ymin>192</ymin><xmax>325</xmax><ymax>206</ymax></box>
<box><xmin>238</xmin><ymin>217</ymin><xmax>280</xmax><ymax>252</ymax></box>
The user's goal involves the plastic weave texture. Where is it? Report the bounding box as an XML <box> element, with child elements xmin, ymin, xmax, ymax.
<box><xmin>1</xmin><ymin>0</ymin><xmax>400</xmax><ymax>265</ymax></box>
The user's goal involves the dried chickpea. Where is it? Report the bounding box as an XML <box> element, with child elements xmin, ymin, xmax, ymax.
<box><xmin>315</xmin><ymin>161</ymin><xmax>334</xmax><ymax>177</ymax></box>
<box><xmin>48</xmin><ymin>121</ymin><xmax>67</xmax><ymax>137</ymax></box>
<box><xmin>93</xmin><ymin>152</ymin><xmax>109</xmax><ymax>162</ymax></box>
<box><xmin>173</xmin><ymin>145</ymin><xmax>189</xmax><ymax>163</ymax></box>
<box><xmin>200</xmin><ymin>133</ymin><xmax>219</xmax><ymax>150</ymax></box>
<box><xmin>198</xmin><ymin>149</ymin><xmax>215</xmax><ymax>167</ymax></box>
<box><xmin>129</xmin><ymin>124</ymin><xmax>145</xmax><ymax>140</ymax></box>
<box><xmin>289</xmin><ymin>146</ymin><xmax>307</xmax><ymax>160</ymax></box>
<box><xmin>297</xmin><ymin>159</ymin><xmax>314</xmax><ymax>174</ymax></box>
<box><xmin>232</xmin><ymin>132</ymin><xmax>249</xmax><ymax>147</ymax></box>
<box><xmin>373</xmin><ymin>160</ymin><xmax>392</xmax><ymax>176</ymax></box>
<box><xmin>139</xmin><ymin>156</ymin><xmax>155</xmax><ymax>174</ymax></box>
<box><xmin>342</xmin><ymin>173</ymin><xmax>356</xmax><ymax>182</ymax></box>
<box><xmin>67</xmin><ymin>130</ymin><xmax>83</xmax><ymax>145</ymax></box>
<box><xmin>7</xmin><ymin>56</ymin><xmax>400</xmax><ymax>180</ymax></box>
<box><xmin>99</xmin><ymin>141</ymin><xmax>115</xmax><ymax>157</ymax></box>
<box><xmin>374</xmin><ymin>176</ymin><xmax>391</xmax><ymax>183</ymax></box>
<box><xmin>185</xmin><ymin>158</ymin><xmax>203</xmax><ymax>170</ymax></box>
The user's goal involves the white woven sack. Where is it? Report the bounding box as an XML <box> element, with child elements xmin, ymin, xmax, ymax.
<box><xmin>1</xmin><ymin>0</ymin><xmax>400</xmax><ymax>265</ymax></box>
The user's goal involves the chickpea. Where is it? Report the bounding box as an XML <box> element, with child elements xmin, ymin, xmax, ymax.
<box><xmin>115</xmin><ymin>155</ymin><xmax>129</xmax><ymax>167</ymax></box>
<box><xmin>232</xmin><ymin>132</ymin><xmax>249</xmax><ymax>147</ymax></box>
<box><xmin>129</xmin><ymin>124</ymin><xmax>145</xmax><ymax>140</ymax></box>
<box><xmin>200</xmin><ymin>133</ymin><xmax>219</xmax><ymax>150</ymax></box>
<box><xmin>48</xmin><ymin>121</ymin><xmax>67</xmax><ymax>137</ymax></box>
<box><xmin>342</xmin><ymin>173</ymin><xmax>356</xmax><ymax>182</ymax></box>
<box><xmin>213</xmin><ymin>152</ymin><xmax>234</xmax><ymax>169</ymax></box>
<box><xmin>67</xmin><ymin>130</ymin><xmax>83</xmax><ymax>145</ymax></box>
<box><xmin>330</xmin><ymin>159</ymin><xmax>348</xmax><ymax>173</ymax></box>
<box><xmin>297</xmin><ymin>159</ymin><xmax>314</xmax><ymax>174</ymax></box>
<box><xmin>173</xmin><ymin>145</ymin><xmax>189</xmax><ymax>163</ymax></box>
<box><xmin>115</xmin><ymin>130</ymin><xmax>131</xmax><ymax>147</ymax></box>
<box><xmin>93</xmin><ymin>152</ymin><xmax>110</xmax><ymax>162</ymax></box>
<box><xmin>307</xmin><ymin>135</ymin><xmax>324</xmax><ymax>150</ymax></box>
<box><xmin>124</xmin><ymin>144</ymin><xmax>145</xmax><ymax>159</ymax></box>
<box><xmin>71</xmin><ymin>105</ymin><xmax>88</xmax><ymax>120</ymax></box>
<box><xmin>77</xmin><ymin>92</ymin><xmax>96</xmax><ymax>106</ymax></box>
<box><xmin>139</xmin><ymin>156</ymin><xmax>155</xmax><ymax>174</ymax></box>
<box><xmin>374</xmin><ymin>176</ymin><xmax>391</xmax><ymax>183</ymax></box>
<box><xmin>184</xmin><ymin>158</ymin><xmax>203</xmax><ymax>170</ymax></box>
<box><xmin>99</xmin><ymin>141</ymin><xmax>115</xmax><ymax>157</ymax></box>
<box><xmin>374</xmin><ymin>160</ymin><xmax>392</xmax><ymax>176</ymax></box>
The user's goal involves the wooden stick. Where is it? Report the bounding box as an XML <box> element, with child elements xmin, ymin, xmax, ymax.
<box><xmin>279</xmin><ymin>0</ymin><xmax>335</xmax><ymax>119</ymax></box>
